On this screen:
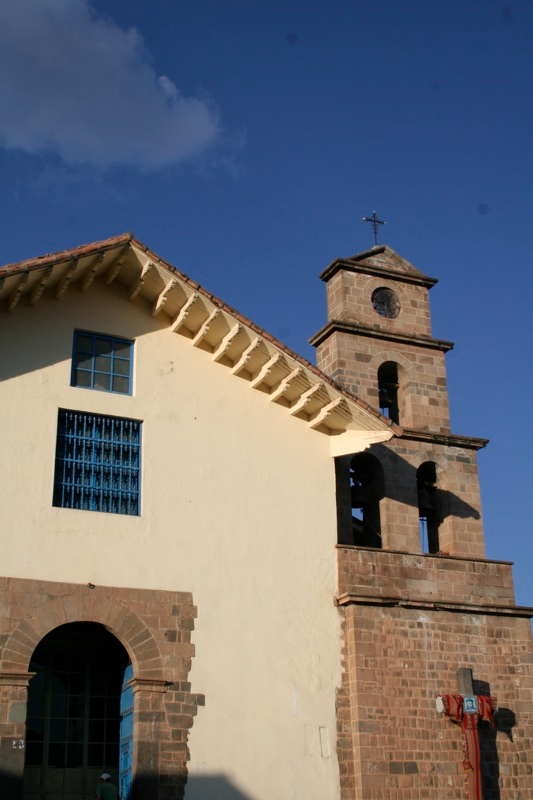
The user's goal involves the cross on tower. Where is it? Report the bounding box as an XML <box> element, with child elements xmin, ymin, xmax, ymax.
<box><xmin>437</xmin><ymin>668</ymin><xmax>497</xmax><ymax>800</ymax></box>
<box><xmin>362</xmin><ymin>210</ymin><xmax>386</xmax><ymax>245</ymax></box>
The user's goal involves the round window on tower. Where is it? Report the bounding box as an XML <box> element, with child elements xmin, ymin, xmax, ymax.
<box><xmin>371</xmin><ymin>287</ymin><xmax>400</xmax><ymax>319</ymax></box>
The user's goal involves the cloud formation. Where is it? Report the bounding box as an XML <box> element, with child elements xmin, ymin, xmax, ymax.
<box><xmin>0</xmin><ymin>0</ymin><xmax>221</xmax><ymax>170</ymax></box>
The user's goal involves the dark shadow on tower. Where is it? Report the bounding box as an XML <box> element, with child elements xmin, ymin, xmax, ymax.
<box><xmin>473</xmin><ymin>679</ymin><xmax>515</xmax><ymax>800</ymax></box>
<box><xmin>0</xmin><ymin>769</ymin><xmax>255</xmax><ymax>800</ymax></box>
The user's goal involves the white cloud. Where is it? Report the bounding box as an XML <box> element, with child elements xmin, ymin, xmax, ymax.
<box><xmin>0</xmin><ymin>0</ymin><xmax>221</xmax><ymax>170</ymax></box>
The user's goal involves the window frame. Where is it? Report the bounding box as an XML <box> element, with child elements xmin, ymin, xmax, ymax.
<box><xmin>71</xmin><ymin>330</ymin><xmax>134</xmax><ymax>396</ymax></box>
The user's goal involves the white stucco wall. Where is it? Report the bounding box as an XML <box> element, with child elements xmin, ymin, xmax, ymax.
<box><xmin>1</xmin><ymin>283</ymin><xmax>346</xmax><ymax>799</ymax></box>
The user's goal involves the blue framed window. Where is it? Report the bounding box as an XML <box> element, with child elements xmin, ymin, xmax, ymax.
<box><xmin>53</xmin><ymin>410</ymin><xmax>141</xmax><ymax>516</ymax></box>
<box><xmin>71</xmin><ymin>331</ymin><xmax>133</xmax><ymax>394</ymax></box>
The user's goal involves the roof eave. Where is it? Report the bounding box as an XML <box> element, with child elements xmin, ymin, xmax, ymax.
<box><xmin>0</xmin><ymin>234</ymin><xmax>397</xmax><ymax>450</ymax></box>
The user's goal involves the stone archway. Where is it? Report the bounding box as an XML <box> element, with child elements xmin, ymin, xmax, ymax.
<box><xmin>0</xmin><ymin>590</ymin><xmax>160</xmax><ymax>676</ymax></box>
<box><xmin>24</xmin><ymin>621</ymin><xmax>129</xmax><ymax>800</ymax></box>
<box><xmin>0</xmin><ymin>578</ymin><xmax>203</xmax><ymax>800</ymax></box>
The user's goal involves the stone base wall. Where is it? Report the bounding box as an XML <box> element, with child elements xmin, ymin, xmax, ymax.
<box><xmin>0</xmin><ymin>576</ymin><xmax>202</xmax><ymax>800</ymax></box>
<box><xmin>336</xmin><ymin>547</ymin><xmax>533</xmax><ymax>799</ymax></box>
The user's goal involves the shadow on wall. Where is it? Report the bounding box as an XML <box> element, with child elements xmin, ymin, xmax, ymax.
<box><xmin>134</xmin><ymin>773</ymin><xmax>253</xmax><ymax>800</ymax></box>
<box><xmin>371</xmin><ymin>444</ymin><xmax>481</xmax><ymax>521</ymax></box>
<box><xmin>1</xmin><ymin>768</ymin><xmax>254</xmax><ymax>800</ymax></box>
<box><xmin>0</xmin><ymin>282</ymin><xmax>165</xmax><ymax>385</ymax></box>
<box><xmin>336</xmin><ymin>443</ymin><xmax>481</xmax><ymax>549</ymax></box>
<box><xmin>184</xmin><ymin>774</ymin><xmax>253</xmax><ymax>800</ymax></box>
<box><xmin>0</xmin><ymin>767</ymin><xmax>18</xmax><ymax>800</ymax></box>
<box><xmin>474</xmin><ymin>678</ymin><xmax>516</xmax><ymax>800</ymax></box>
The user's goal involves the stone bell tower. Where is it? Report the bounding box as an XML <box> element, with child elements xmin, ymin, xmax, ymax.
<box><xmin>310</xmin><ymin>244</ymin><xmax>487</xmax><ymax>558</ymax></box>
<box><xmin>310</xmin><ymin>244</ymin><xmax>533</xmax><ymax>798</ymax></box>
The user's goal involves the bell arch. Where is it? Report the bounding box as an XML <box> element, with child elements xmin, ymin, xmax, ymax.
<box><xmin>369</xmin><ymin>352</ymin><xmax>411</xmax><ymax>426</ymax></box>
<box><xmin>377</xmin><ymin>361</ymin><xmax>400</xmax><ymax>424</ymax></box>
<box><xmin>349</xmin><ymin>452</ymin><xmax>385</xmax><ymax>548</ymax></box>
<box><xmin>417</xmin><ymin>461</ymin><xmax>441</xmax><ymax>554</ymax></box>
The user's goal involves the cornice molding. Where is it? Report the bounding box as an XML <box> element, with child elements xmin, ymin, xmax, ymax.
<box><xmin>309</xmin><ymin>319</ymin><xmax>454</xmax><ymax>352</ymax></box>
<box><xmin>0</xmin><ymin>671</ymin><xmax>36</xmax><ymax>687</ymax></box>
<box><xmin>130</xmin><ymin>677</ymin><xmax>173</xmax><ymax>694</ymax></box>
<box><xmin>400</xmin><ymin>428</ymin><xmax>489</xmax><ymax>450</ymax></box>
<box><xmin>319</xmin><ymin>256</ymin><xmax>438</xmax><ymax>288</ymax></box>
<box><xmin>336</xmin><ymin>543</ymin><xmax>513</xmax><ymax>565</ymax></box>
<box><xmin>335</xmin><ymin>592</ymin><xmax>533</xmax><ymax>619</ymax></box>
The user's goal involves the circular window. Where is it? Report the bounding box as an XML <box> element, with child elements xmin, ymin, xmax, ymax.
<box><xmin>371</xmin><ymin>287</ymin><xmax>400</xmax><ymax>319</ymax></box>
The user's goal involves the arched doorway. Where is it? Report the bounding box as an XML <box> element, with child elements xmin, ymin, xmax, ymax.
<box><xmin>24</xmin><ymin>622</ymin><xmax>130</xmax><ymax>800</ymax></box>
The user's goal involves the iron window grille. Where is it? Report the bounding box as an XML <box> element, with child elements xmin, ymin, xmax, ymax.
<box><xmin>71</xmin><ymin>331</ymin><xmax>133</xmax><ymax>395</ymax></box>
<box><xmin>53</xmin><ymin>410</ymin><xmax>141</xmax><ymax>515</ymax></box>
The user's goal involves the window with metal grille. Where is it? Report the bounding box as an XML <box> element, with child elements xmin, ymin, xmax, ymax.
<box><xmin>71</xmin><ymin>331</ymin><xmax>133</xmax><ymax>394</ymax></box>
<box><xmin>53</xmin><ymin>410</ymin><xmax>141</xmax><ymax>515</ymax></box>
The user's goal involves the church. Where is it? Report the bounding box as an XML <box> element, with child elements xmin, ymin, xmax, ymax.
<box><xmin>0</xmin><ymin>233</ymin><xmax>532</xmax><ymax>800</ymax></box>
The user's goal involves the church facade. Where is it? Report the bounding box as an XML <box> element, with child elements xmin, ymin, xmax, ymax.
<box><xmin>0</xmin><ymin>234</ymin><xmax>531</xmax><ymax>799</ymax></box>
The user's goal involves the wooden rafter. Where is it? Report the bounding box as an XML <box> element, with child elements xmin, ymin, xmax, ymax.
<box><xmin>56</xmin><ymin>260</ymin><xmax>79</xmax><ymax>299</ymax></box>
<box><xmin>270</xmin><ymin>367</ymin><xmax>304</xmax><ymax>402</ymax></box>
<box><xmin>81</xmin><ymin>253</ymin><xmax>105</xmax><ymax>293</ymax></box>
<box><xmin>29</xmin><ymin>266</ymin><xmax>53</xmax><ymax>306</ymax></box>
<box><xmin>250</xmin><ymin>353</ymin><xmax>283</xmax><ymax>388</ymax></box>
<box><xmin>8</xmin><ymin>272</ymin><xmax>29</xmax><ymax>312</ymax></box>
<box><xmin>308</xmin><ymin>397</ymin><xmax>345</xmax><ymax>430</ymax></box>
<box><xmin>170</xmin><ymin>292</ymin><xmax>200</xmax><ymax>332</ymax></box>
<box><xmin>289</xmin><ymin>382</ymin><xmax>324</xmax><ymax>416</ymax></box>
<box><xmin>129</xmin><ymin>261</ymin><xmax>153</xmax><ymax>302</ymax></box>
<box><xmin>213</xmin><ymin>323</ymin><xmax>243</xmax><ymax>363</ymax></box>
<box><xmin>106</xmin><ymin>248</ymin><xmax>130</xmax><ymax>285</ymax></box>
<box><xmin>230</xmin><ymin>336</ymin><xmax>263</xmax><ymax>373</ymax></box>
<box><xmin>152</xmin><ymin>278</ymin><xmax>177</xmax><ymax>317</ymax></box>
<box><xmin>191</xmin><ymin>308</ymin><xmax>221</xmax><ymax>347</ymax></box>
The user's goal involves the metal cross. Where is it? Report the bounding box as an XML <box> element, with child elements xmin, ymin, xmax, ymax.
<box><xmin>362</xmin><ymin>211</ymin><xmax>386</xmax><ymax>246</ymax></box>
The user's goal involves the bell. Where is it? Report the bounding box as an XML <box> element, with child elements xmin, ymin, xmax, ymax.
<box><xmin>379</xmin><ymin>388</ymin><xmax>393</xmax><ymax>408</ymax></box>
<box><xmin>417</xmin><ymin>487</ymin><xmax>436</xmax><ymax>511</ymax></box>
<box><xmin>352</xmin><ymin>517</ymin><xmax>364</xmax><ymax>535</ymax></box>
<box><xmin>351</xmin><ymin>484</ymin><xmax>370</xmax><ymax>506</ymax></box>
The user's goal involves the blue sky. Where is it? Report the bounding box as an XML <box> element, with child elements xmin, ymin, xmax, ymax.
<box><xmin>1</xmin><ymin>0</ymin><xmax>532</xmax><ymax>605</ymax></box>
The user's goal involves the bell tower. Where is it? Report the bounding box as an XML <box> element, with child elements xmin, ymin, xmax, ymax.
<box><xmin>312</xmin><ymin>244</ymin><xmax>533</xmax><ymax>798</ymax></box>
<box><xmin>310</xmin><ymin>245</ymin><xmax>487</xmax><ymax>557</ymax></box>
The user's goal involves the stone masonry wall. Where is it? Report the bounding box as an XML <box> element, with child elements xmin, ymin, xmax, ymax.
<box><xmin>324</xmin><ymin>270</ymin><xmax>433</xmax><ymax>337</ymax></box>
<box><xmin>316</xmin><ymin>330</ymin><xmax>451</xmax><ymax>433</ymax></box>
<box><xmin>373</xmin><ymin>439</ymin><xmax>486</xmax><ymax>559</ymax></box>
<box><xmin>337</xmin><ymin>547</ymin><xmax>516</xmax><ymax>608</ymax></box>
<box><xmin>0</xmin><ymin>576</ymin><xmax>203</xmax><ymax>800</ymax></box>
<box><xmin>335</xmin><ymin>438</ymin><xmax>486</xmax><ymax>559</ymax></box>
<box><xmin>336</xmin><ymin>547</ymin><xmax>533</xmax><ymax>799</ymax></box>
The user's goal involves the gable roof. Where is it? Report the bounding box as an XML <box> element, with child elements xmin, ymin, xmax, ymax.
<box><xmin>319</xmin><ymin>244</ymin><xmax>438</xmax><ymax>289</ymax></box>
<box><xmin>0</xmin><ymin>233</ymin><xmax>397</xmax><ymax>455</ymax></box>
